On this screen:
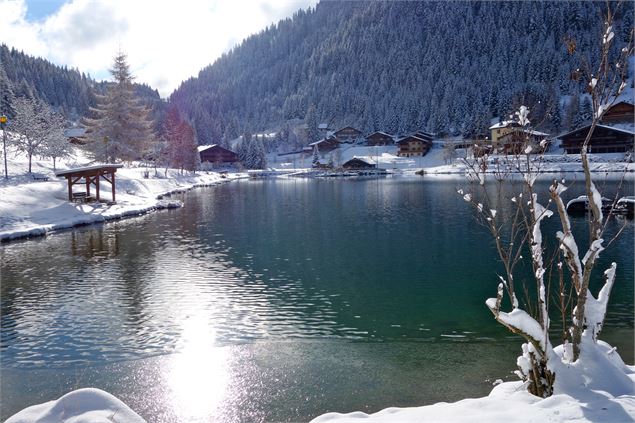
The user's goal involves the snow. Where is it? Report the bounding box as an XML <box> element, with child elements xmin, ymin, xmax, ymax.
<box><xmin>583</xmin><ymin>263</ymin><xmax>617</xmax><ymax>340</ymax></box>
<box><xmin>197</xmin><ymin>144</ymin><xmax>219</xmax><ymax>152</ymax></box>
<box><xmin>267</xmin><ymin>141</ymin><xmax>635</xmax><ymax>177</ymax></box>
<box><xmin>0</xmin><ymin>145</ymin><xmax>244</xmax><ymax>242</ymax></box>
<box><xmin>515</xmin><ymin>105</ymin><xmax>530</xmax><ymax>126</ymax></box>
<box><xmin>5</xmin><ymin>388</ymin><xmax>145</xmax><ymax>423</ymax></box>
<box><xmin>489</xmin><ymin>120</ymin><xmax>515</xmax><ymax>130</ymax></box>
<box><xmin>312</xmin><ymin>338</ymin><xmax>635</xmax><ymax>423</ymax></box>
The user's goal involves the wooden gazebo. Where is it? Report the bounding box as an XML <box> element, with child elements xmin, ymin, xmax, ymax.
<box><xmin>55</xmin><ymin>164</ymin><xmax>123</xmax><ymax>203</ymax></box>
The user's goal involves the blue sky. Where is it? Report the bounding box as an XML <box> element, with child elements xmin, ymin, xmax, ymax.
<box><xmin>24</xmin><ymin>0</ymin><xmax>66</xmax><ymax>20</ymax></box>
<box><xmin>2</xmin><ymin>0</ymin><xmax>317</xmax><ymax>96</ymax></box>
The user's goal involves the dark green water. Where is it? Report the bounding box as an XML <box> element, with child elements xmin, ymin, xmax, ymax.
<box><xmin>1</xmin><ymin>177</ymin><xmax>633</xmax><ymax>422</ymax></box>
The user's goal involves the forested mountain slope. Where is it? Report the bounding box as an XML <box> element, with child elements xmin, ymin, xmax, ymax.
<box><xmin>171</xmin><ymin>1</ymin><xmax>633</xmax><ymax>143</ymax></box>
<box><xmin>0</xmin><ymin>44</ymin><xmax>163</xmax><ymax>123</ymax></box>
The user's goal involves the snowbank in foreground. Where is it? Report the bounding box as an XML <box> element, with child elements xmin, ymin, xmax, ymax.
<box><xmin>7</xmin><ymin>342</ymin><xmax>634</xmax><ymax>423</ymax></box>
<box><xmin>5</xmin><ymin>388</ymin><xmax>146</xmax><ymax>423</ymax></box>
<box><xmin>312</xmin><ymin>340</ymin><xmax>635</xmax><ymax>423</ymax></box>
<box><xmin>0</xmin><ymin>147</ymin><xmax>244</xmax><ymax>242</ymax></box>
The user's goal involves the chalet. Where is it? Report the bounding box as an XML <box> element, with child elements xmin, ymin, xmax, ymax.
<box><xmin>333</xmin><ymin>126</ymin><xmax>363</xmax><ymax>143</ymax></box>
<box><xmin>342</xmin><ymin>157</ymin><xmax>376</xmax><ymax>169</ymax></box>
<box><xmin>309</xmin><ymin>137</ymin><xmax>340</xmax><ymax>153</ymax></box>
<box><xmin>365</xmin><ymin>131</ymin><xmax>394</xmax><ymax>146</ymax></box>
<box><xmin>495</xmin><ymin>129</ymin><xmax>549</xmax><ymax>155</ymax></box>
<box><xmin>65</xmin><ymin>127</ymin><xmax>87</xmax><ymax>145</ymax></box>
<box><xmin>396</xmin><ymin>135</ymin><xmax>431</xmax><ymax>157</ymax></box>
<box><xmin>601</xmin><ymin>100</ymin><xmax>634</xmax><ymax>124</ymax></box>
<box><xmin>313</xmin><ymin>159</ymin><xmax>332</xmax><ymax>169</ymax></box>
<box><xmin>489</xmin><ymin>120</ymin><xmax>521</xmax><ymax>144</ymax></box>
<box><xmin>198</xmin><ymin>144</ymin><xmax>240</xmax><ymax>166</ymax></box>
<box><xmin>559</xmin><ymin>125</ymin><xmax>634</xmax><ymax>154</ymax></box>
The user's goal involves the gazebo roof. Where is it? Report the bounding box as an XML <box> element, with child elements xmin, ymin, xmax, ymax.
<box><xmin>55</xmin><ymin>164</ymin><xmax>123</xmax><ymax>177</ymax></box>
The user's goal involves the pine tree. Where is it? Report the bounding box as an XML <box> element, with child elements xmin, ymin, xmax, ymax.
<box><xmin>579</xmin><ymin>97</ymin><xmax>592</xmax><ymax>123</ymax></box>
<box><xmin>305</xmin><ymin>104</ymin><xmax>319</xmax><ymax>144</ymax></box>
<box><xmin>312</xmin><ymin>144</ymin><xmax>320</xmax><ymax>167</ymax></box>
<box><xmin>0</xmin><ymin>64</ymin><xmax>15</xmax><ymax>119</ymax></box>
<box><xmin>83</xmin><ymin>50</ymin><xmax>155</xmax><ymax>163</ymax></box>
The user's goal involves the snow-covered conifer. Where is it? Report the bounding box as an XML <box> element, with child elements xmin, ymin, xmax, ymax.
<box><xmin>82</xmin><ymin>50</ymin><xmax>155</xmax><ymax>163</ymax></box>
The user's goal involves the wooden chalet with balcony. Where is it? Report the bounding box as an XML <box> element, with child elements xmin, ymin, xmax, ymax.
<box><xmin>396</xmin><ymin>135</ymin><xmax>432</xmax><ymax>157</ymax></box>
<box><xmin>495</xmin><ymin>129</ymin><xmax>549</xmax><ymax>155</ymax></box>
<box><xmin>342</xmin><ymin>157</ymin><xmax>377</xmax><ymax>170</ymax></box>
<box><xmin>489</xmin><ymin>120</ymin><xmax>521</xmax><ymax>144</ymax></box>
<box><xmin>309</xmin><ymin>137</ymin><xmax>341</xmax><ymax>153</ymax></box>
<box><xmin>333</xmin><ymin>126</ymin><xmax>363</xmax><ymax>143</ymax></box>
<box><xmin>198</xmin><ymin>145</ymin><xmax>240</xmax><ymax>166</ymax></box>
<box><xmin>601</xmin><ymin>100</ymin><xmax>634</xmax><ymax>124</ymax></box>
<box><xmin>365</xmin><ymin>131</ymin><xmax>394</xmax><ymax>146</ymax></box>
<box><xmin>558</xmin><ymin>100</ymin><xmax>634</xmax><ymax>154</ymax></box>
<box><xmin>559</xmin><ymin>125</ymin><xmax>634</xmax><ymax>154</ymax></box>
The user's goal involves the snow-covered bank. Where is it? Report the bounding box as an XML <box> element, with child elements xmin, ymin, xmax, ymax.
<box><xmin>0</xmin><ymin>147</ymin><xmax>244</xmax><ymax>243</ymax></box>
<box><xmin>6</xmin><ymin>341</ymin><xmax>634</xmax><ymax>423</ymax></box>
<box><xmin>5</xmin><ymin>388</ymin><xmax>146</xmax><ymax>423</ymax></box>
<box><xmin>269</xmin><ymin>143</ymin><xmax>635</xmax><ymax>176</ymax></box>
<box><xmin>312</xmin><ymin>340</ymin><xmax>635</xmax><ymax>423</ymax></box>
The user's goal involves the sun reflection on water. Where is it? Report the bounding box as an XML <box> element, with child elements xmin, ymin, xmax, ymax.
<box><xmin>167</xmin><ymin>314</ymin><xmax>230</xmax><ymax>422</ymax></box>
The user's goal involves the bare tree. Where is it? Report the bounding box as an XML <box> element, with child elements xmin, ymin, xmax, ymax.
<box><xmin>460</xmin><ymin>8</ymin><xmax>633</xmax><ymax>397</ymax></box>
<box><xmin>11</xmin><ymin>97</ymin><xmax>67</xmax><ymax>174</ymax></box>
<box><xmin>42</xmin><ymin>111</ymin><xmax>70</xmax><ymax>171</ymax></box>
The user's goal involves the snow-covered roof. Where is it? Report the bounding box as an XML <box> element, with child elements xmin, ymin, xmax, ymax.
<box><xmin>395</xmin><ymin>134</ymin><xmax>429</xmax><ymax>144</ymax></box>
<box><xmin>349</xmin><ymin>156</ymin><xmax>376</xmax><ymax>165</ymax></box>
<box><xmin>197</xmin><ymin>144</ymin><xmax>218</xmax><ymax>152</ymax></box>
<box><xmin>557</xmin><ymin>124</ymin><xmax>635</xmax><ymax>139</ymax></box>
<box><xmin>55</xmin><ymin>164</ymin><xmax>123</xmax><ymax>177</ymax></box>
<box><xmin>64</xmin><ymin>127</ymin><xmax>86</xmax><ymax>137</ymax></box>
<box><xmin>489</xmin><ymin>120</ymin><xmax>516</xmax><ymax>130</ymax></box>
<box><xmin>366</xmin><ymin>131</ymin><xmax>394</xmax><ymax>138</ymax></box>
<box><xmin>414</xmin><ymin>130</ymin><xmax>435</xmax><ymax>138</ymax></box>
<box><xmin>318</xmin><ymin>123</ymin><xmax>329</xmax><ymax>130</ymax></box>
<box><xmin>334</xmin><ymin>126</ymin><xmax>362</xmax><ymax>134</ymax></box>
<box><xmin>309</xmin><ymin>137</ymin><xmax>339</xmax><ymax>146</ymax></box>
<box><xmin>501</xmin><ymin>129</ymin><xmax>549</xmax><ymax>137</ymax></box>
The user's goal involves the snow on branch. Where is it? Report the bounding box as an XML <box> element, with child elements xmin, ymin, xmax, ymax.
<box><xmin>583</xmin><ymin>262</ymin><xmax>617</xmax><ymax>341</ymax></box>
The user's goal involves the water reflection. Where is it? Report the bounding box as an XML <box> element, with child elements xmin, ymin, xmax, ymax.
<box><xmin>0</xmin><ymin>176</ymin><xmax>633</xmax><ymax>421</ymax></box>
<box><xmin>168</xmin><ymin>316</ymin><xmax>229</xmax><ymax>421</ymax></box>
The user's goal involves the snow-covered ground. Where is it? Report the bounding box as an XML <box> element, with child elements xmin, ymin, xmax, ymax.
<box><xmin>0</xmin><ymin>145</ymin><xmax>244</xmax><ymax>242</ymax></box>
<box><xmin>268</xmin><ymin>143</ymin><xmax>635</xmax><ymax>176</ymax></box>
<box><xmin>5</xmin><ymin>389</ymin><xmax>145</xmax><ymax>423</ymax></box>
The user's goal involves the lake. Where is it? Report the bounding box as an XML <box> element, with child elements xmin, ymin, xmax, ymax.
<box><xmin>1</xmin><ymin>176</ymin><xmax>633</xmax><ymax>422</ymax></box>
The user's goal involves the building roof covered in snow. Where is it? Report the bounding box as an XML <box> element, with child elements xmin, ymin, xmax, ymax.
<box><xmin>489</xmin><ymin>120</ymin><xmax>518</xmax><ymax>130</ymax></box>
<box><xmin>64</xmin><ymin>127</ymin><xmax>87</xmax><ymax>137</ymax></box>
<box><xmin>197</xmin><ymin>144</ymin><xmax>218</xmax><ymax>152</ymax></box>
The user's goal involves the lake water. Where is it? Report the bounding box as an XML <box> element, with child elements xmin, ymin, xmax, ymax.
<box><xmin>1</xmin><ymin>176</ymin><xmax>633</xmax><ymax>422</ymax></box>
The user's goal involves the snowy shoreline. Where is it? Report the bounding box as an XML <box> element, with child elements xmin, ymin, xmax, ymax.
<box><xmin>0</xmin><ymin>177</ymin><xmax>240</xmax><ymax>243</ymax></box>
<box><xmin>0</xmin><ymin>147</ymin><xmax>247</xmax><ymax>244</ymax></box>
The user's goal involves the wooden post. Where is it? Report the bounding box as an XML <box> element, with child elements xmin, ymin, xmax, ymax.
<box><xmin>67</xmin><ymin>176</ymin><xmax>72</xmax><ymax>201</ymax></box>
<box><xmin>85</xmin><ymin>175</ymin><xmax>90</xmax><ymax>197</ymax></box>
<box><xmin>95</xmin><ymin>173</ymin><xmax>100</xmax><ymax>202</ymax></box>
<box><xmin>111</xmin><ymin>171</ymin><xmax>116</xmax><ymax>202</ymax></box>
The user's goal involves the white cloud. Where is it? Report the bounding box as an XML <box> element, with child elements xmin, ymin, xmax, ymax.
<box><xmin>0</xmin><ymin>0</ymin><xmax>317</xmax><ymax>97</ymax></box>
